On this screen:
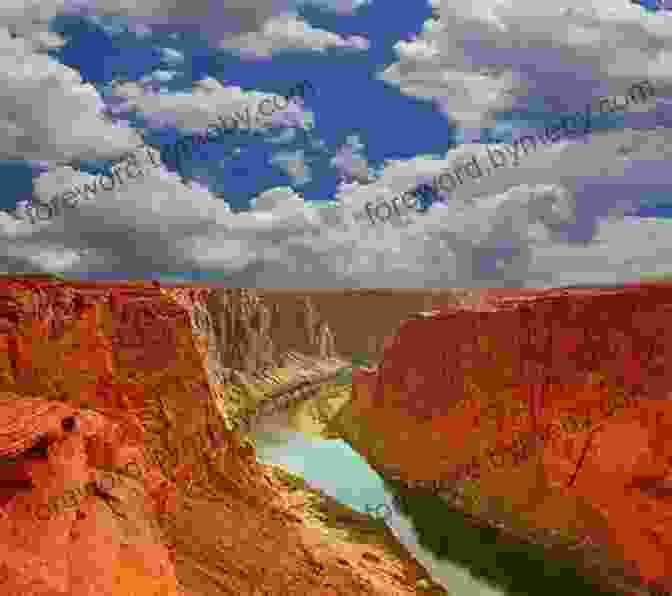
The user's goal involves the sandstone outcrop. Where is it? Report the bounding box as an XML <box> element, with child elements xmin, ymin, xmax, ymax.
<box><xmin>0</xmin><ymin>279</ymin><xmax>444</xmax><ymax>596</ymax></box>
<box><xmin>203</xmin><ymin>289</ymin><xmax>339</xmax><ymax>374</ymax></box>
<box><xmin>259</xmin><ymin>289</ymin><xmax>475</xmax><ymax>361</ymax></box>
<box><xmin>206</xmin><ymin>289</ymin><xmax>276</xmax><ymax>375</ymax></box>
<box><xmin>346</xmin><ymin>282</ymin><xmax>672</xmax><ymax>596</ymax></box>
<box><xmin>0</xmin><ymin>394</ymin><xmax>182</xmax><ymax>596</ymax></box>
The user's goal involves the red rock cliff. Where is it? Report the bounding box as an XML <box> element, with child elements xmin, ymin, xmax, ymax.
<box><xmin>0</xmin><ymin>279</ymin><xmax>445</xmax><ymax>596</ymax></box>
<box><xmin>349</xmin><ymin>282</ymin><xmax>672</xmax><ymax>595</ymax></box>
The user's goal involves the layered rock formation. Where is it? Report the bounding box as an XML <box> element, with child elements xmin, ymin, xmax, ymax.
<box><xmin>259</xmin><ymin>289</ymin><xmax>476</xmax><ymax>361</ymax></box>
<box><xmin>346</xmin><ymin>282</ymin><xmax>672</xmax><ymax>596</ymax></box>
<box><xmin>206</xmin><ymin>289</ymin><xmax>275</xmax><ymax>375</ymax></box>
<box><xmin>239</xmin><ymin>351</ymin><xmax>348</xmax><ymax>433</ymax></box>
<box><xmin>0</xmin><ymin>279</ymin><xmax>443</xmax><ymax>596</ymax></box>
<box><xmin>204</xmin><ymin>290</ymin><xmax>338</xmax><ymax>377</ymax></box>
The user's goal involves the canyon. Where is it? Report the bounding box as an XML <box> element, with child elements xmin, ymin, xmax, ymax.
<box><xmin>3</xmin><ymin>278</ymin><xmax>672</xmax><ymax>596</ymax></box>
<box><xmin>0</xmin><ymin>279</ymin><xmax>452</xmax><ymax>596</ymax></box>
<box><xmin>337</xmin><ymin>282</ymin><xmax>672</xmax><ymax>596</ymax></box>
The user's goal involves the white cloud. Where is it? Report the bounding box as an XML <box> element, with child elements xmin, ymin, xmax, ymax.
<box><xmin>217</xmin><ymin>13</ymin><xmax>370</xmax><ymax>59</ymax></box>
<box><xmin>52</xmin><ymin>0</ymin><xmax>367</xmax><ymax>47</ymax></box>
<box><xmin>0</xmin><ymin>26</ymin><xmax>142</xmax><ymax>165</ymax></box>
<box><xmin>0</xmin><ymin>0</ymin><xmax>68</xmax><ymax>31</ymax></box>
<box><xmin>0</xmin><ymin>1</ymin><xmax>337</xmax><ymax>168</ymax></box>
<box><xmin>109</xmin><ymin>76</ymin><xmax>315</xmax><ymax>134</ymax></box>
<box><xmin>0</xmin><ymin>0</ymin><xmax>670</xmax><ymax>287</ymax></box>
<box><xmin>0</xmin><ymin>123</ymin><xmax>669</xmax><ymax>286</ymax></box>
<box><xmin>381</xmin><ymin>0</ymin><xmax>672</xmax><ymax>132</ymax></box>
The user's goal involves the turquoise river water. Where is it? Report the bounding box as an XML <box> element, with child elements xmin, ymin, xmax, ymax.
<box><xmin>250</xmin><ymin>405</ymin><xmax>628</xmax><ymax>596</ymax></box>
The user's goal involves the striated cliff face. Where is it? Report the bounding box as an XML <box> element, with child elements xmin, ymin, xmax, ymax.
<box><xmin>206</xmin><ymin>289</ymin><xmax>276</xmax><ymax>375</ymax></box>
<box><xmin>204</xmin><ymin>289</ymin><xmax>337</xmax><ymax>378</ymax></box>
<box><xmin>259</xmin><ymin>289</ymin><xmax>475</xmax><ymax>361</ymax></box>
<box><xmin>346</xmin><ymin>282</ymin><xmax>672</xmax><ymax>596</ymax></box>
<box><xmin>0</xmin><ymin>279</ymin><xmax>441</xmax><ymax>596</ymax></box>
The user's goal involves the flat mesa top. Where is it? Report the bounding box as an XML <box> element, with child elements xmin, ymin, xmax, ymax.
<box><xmin>409</xmin><ymin>281</ymin><xmax>672</xmax><ymax>318</ymax></box>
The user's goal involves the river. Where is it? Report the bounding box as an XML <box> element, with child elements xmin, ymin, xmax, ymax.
<box><xmin>250</xmin><ymin>406</ymin><xmax>505</xmax><ymax>596</ymax></box>
<box><xmin>249</xmin><ymin>396</ymin><xmax>631</xmax><ymax>596</ymax></box>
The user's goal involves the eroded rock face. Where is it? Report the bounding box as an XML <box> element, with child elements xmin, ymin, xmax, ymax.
<box><xmin>0</xmin><ymin>281</ymin><xmax>220</xmax><ymax>596</ymax></box>
<box><xmin>0</xmin><ymin>395</ymin><xmax>181</xmax><ymax>596</ymax></box>
<box><xmin>0</xmin><ymin>279</ymin><xmax>438</xmax><ymax>596</ymax></box>
<box><xmin>259</xmin><ymin>290</ymin><xmax>469</xmax><ymax>362</ymax></box>
<box><xmin>349</xmin><ymin>282</ymin><xmax>672</xmax><ymax>595</ymax></box>
<box><xmin>206</xmin><ymin>289</ymin><xmax>276</xmax><ymax>375</ymax></box>
<box><xmin>205</xmin><ymin>290</ymin><xmax>338</xmax><ymax>374</ymax></box>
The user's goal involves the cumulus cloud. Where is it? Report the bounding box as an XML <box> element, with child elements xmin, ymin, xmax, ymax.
<box><xmin>380</xmin><ymin>0</ymin><xmax>672</xmax><ymax>134</ymax></box>
<box><xmin>4</xmin><ymin>154</ymin><xmax>235</xmax><ymax>273</ymax></box>
<box><xmin>51</xmin><ymin>0</ymin><xmax>368</xmax><ymax>47</ymax></box>
<box><xmin>0</xmin><ymin>0</ymin><xmax>353</xmax><ymax>169</ymax></box>
<box><xmin>0</xmin><ymin>121</ymin><xmax>669</xmax><ymax>285</ymax></box>
<box><xmin>0</xmin><ymin>0</ymin><xmax>352</xmax><ymax>168</ymax></box>
<box><xmin>218</xmin><ymin>13</ymin><xmax>370</xmax><ymax>59</ymax></box>
<box><xmin>0</xmin><ymin>27</ymin><xmax>142</xmax><ymax>165</ymax></box>
<box><xmin>0</xmin><ymin>0</ymin><xmax>68</xmax><ymax>31</ymax></box>
<box><xmin>0</xmin><ymin>0</ymin><xmax>670</xmax><ymax>287</ymax></box>
<box><xmin>108</xmin><ymin>76</ymin><xmax>316</xmax><ymax>134</ymax></box>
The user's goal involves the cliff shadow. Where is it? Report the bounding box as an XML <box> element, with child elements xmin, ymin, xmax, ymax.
<box><xmin>381</xmin><ymin>477</ymin><xmax>631</xmax><ymax>596</ymax></box>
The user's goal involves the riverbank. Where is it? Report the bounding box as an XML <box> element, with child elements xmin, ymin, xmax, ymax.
<box><xmin>338</xmin><ymin>285</ymin><xmax>672</xmax><ymax>596</ymax></box>
<box><xmin>0</xmin><ymin>281</ymin><xmax>457</xmax><ymax>596</ymax></box>
<box><xmin>247</xmin><ymin>384</ymin><xmax>490</xmax><ymax>596</ymax></box>
<box><xmin>329</xmin><ymin>400</ymin><xmax>646</xmax><ymax>596</ymax></box>
<box><xmin>266</xmin><ymin>464</ymin><xmax>448</xmax><ymax>595</ymax></box>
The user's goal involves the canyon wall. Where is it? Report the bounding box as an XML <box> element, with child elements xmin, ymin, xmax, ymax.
<box><xmin>205</xmin><ymin>289</ymin><xmax>338</xmax><ymax>377</ymax></box>
<box><xmin>347</xmin><ymin>282</ymin><xmax>672</xmax><ymax>596</ymax></box>
<box><xmin>0</xmin><ymin>279</ymin><xmax>440</xmax><ymax>596</ymax></box>
<box><xmin>260</xmin><ymin>289</ymin><xmax>475</xmax><ymax>361</ymax></box>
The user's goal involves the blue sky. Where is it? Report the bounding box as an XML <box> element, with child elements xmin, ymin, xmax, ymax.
<box><xmin>0</xmin><ymin>0</ymin><xmax>670</xmax><ymax>286</ymax></box>
<box><xmin>631</xmin><ymin>0</ymin><xmax>672</xmax><ymax>12</ymax></box>
<box><xmin>37</xmin><ymin>1</ymin><xmax>447</xmax><ymax>210</ymax></box>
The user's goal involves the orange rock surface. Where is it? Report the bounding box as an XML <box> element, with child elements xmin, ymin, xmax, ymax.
<box><xmin>350</xmin><ymin>282</ymin><xmax>672</xmax><ymax>595</ymax></box>
<box><xmin>0</xmin><ymin>279</ymin><xmax>443</xmax><ymax>596</ymax></box>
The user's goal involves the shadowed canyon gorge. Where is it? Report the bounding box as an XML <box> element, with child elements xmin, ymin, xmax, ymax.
<box><xmin>1</xmin><ymin>278</ymin><xmax>671</xmax><ymax>596</ymax></box>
